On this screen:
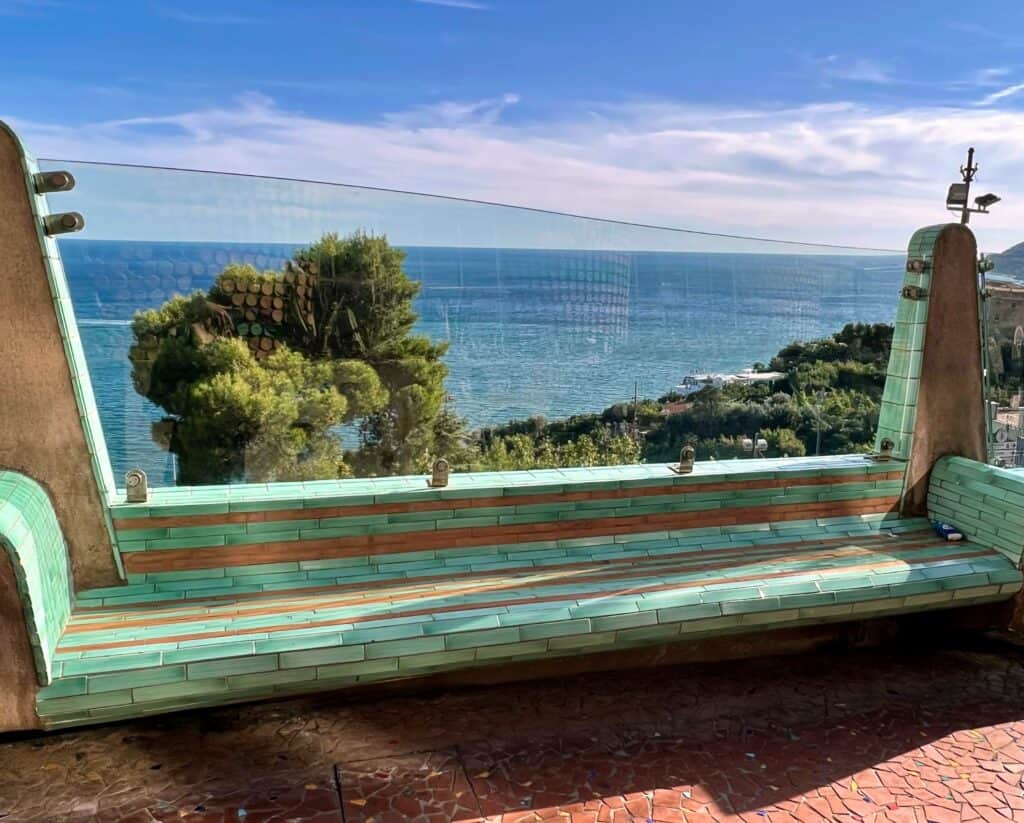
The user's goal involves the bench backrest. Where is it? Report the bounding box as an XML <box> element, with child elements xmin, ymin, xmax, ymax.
<box><xmin>103</xmin><ymin>456</ymin><xmax>906</xmax><ymax>598</ymax></box>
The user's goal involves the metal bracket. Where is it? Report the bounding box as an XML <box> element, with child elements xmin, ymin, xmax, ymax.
<box><xmin>125</xmin><ymin>469</ymin><xmax>148</xmax><ymax>503</ymax></box>
<box><xmin>906</xmin><ymin>258</ymin><xmax>929</xmax><ymax>274</ymax></box>
<box><xmin>33</xmin><ymin>170</ymin><xmax>75</xmax><ymax>194</ymax></box>
<box><xmin>668</xmin><ymin>445</ymin><xmax>696</xmax><ymax>475</ymax></box>
<box><xmin>427</xmin><ymin>458</ymin><xmax>450</xmax><ymax>488</ymax></box>
<box><xmin>43</xmin><ymin>211</ymin><xmax>85</xmax><ymax>236</ymax></box>
<box><xmin>868</xmin><ymin>437</ymin><xmax>895</xmax><ymax>463</ymax></box>
<box><xmin>901</xmin><ymin>284</ymin><xmax>928</xmax><ymax>301</ymax></box>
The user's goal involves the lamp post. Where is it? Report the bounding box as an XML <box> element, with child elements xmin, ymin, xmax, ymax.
<box><xmin>946</xmin><ymin>148</ymin><xmax>1000</xmax><ymax>224</ymax></box>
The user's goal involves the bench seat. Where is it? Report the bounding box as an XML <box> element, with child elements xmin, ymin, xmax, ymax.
<box><xmin>38</xmin><ymin>517</ymin><xmax>1021</xmax><ymax>728</ymax></box>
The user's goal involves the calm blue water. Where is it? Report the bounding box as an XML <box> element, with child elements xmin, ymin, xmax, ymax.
<box><xmin>59</xmin><ymin>240</ymin><xmax>903</xmax><ymax>485</ymax></box>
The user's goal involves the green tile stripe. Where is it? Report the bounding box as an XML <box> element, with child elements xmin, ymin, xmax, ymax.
<box><xmin>875</xmin><ymin>224</ymin><xmax>948</xmax><ymax>461</ymax></box>
<box><xmin>928</xmin><ymin>455</ymin><xmax>1024</xmax><ymax>564</ymax></box>
<box><xmin>0</xmin><ymin>471</ymin><xmax>73</xmax><ymax>684</ymax></box>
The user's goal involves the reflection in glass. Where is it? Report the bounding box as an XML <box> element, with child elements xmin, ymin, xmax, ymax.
<box><xmin>42</xmin><ymin>160</ymin><xmax>903</xmax><ymax>486</ymax></box>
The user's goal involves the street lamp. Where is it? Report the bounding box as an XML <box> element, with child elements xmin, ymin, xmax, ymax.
<box><xmin>946</xmin><ymin>147</ymin><xmax>1000</xmax><ymax>224</ymax></box>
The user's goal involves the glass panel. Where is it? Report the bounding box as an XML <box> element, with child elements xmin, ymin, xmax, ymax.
<box><xmin>41</xmin><ymin>160</ymin><xmax>902</xmax><ymax>487</ymax></box>
<box><xmin>983</xmin><ymin>262</ymin><xmax>1024</xmax><ymax>467</ymax></box>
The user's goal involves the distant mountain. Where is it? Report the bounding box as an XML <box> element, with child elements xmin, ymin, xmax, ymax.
<box><xmin>989</xmin><ymin>242</ymin><xmax>1024</xmax><ymax>280</ymax></box>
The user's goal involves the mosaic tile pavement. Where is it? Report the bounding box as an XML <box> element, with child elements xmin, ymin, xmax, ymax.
<box><xmin>4</xmin><ymin>637</ymin><xmax>1024</xmax><ymax>821</ymax></box>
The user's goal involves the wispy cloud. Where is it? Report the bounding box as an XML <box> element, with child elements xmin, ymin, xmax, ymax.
<box><xmin>947</xmin><ymin>66</ymin><xmax>1012</xmax><ymax>91</ymax></box>
<box><xmin>978</xmin><ymin>83</ymin><xmax>1024</xmax><ymax>106</ymax></box>
<box><xmin>814</xmin><ymin>55</ymin><xmax>894</xmax><ymax>85</ymax></box>
<box><xmin>973</xmin><ymin>67</ymin><xmax>1013</xmax><ymax>87</ymax></box>
<box><xmin>155</xmin><ymin>5</ymin><xmax>271</xmax><ymax>24</ymax></box>
<box><xmin>11</xmin><ymin>91</ymin><xmax>1024</xmax><ymax>250</ymax></box>
<box><xmin>384</xmin><ymin>92</ymin><xmax>520</xmax><ymax>127</ymax></box>
<box><xmin>412</xmin><ymin>0</ymin><xmax>491</xmax><ymax>9</ymax></box>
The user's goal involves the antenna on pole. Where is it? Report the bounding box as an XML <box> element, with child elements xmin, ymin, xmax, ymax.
<box><xmin>946</xmin><ymin>147</ymin><xmax>1000</xmax><ymax>224</ymax></box>
<box><xmin>960</xmin><ymin>147</ymin><xmax>977</xmax><ymax>225</ymax></box>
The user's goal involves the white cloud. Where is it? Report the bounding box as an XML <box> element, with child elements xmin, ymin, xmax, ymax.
<box><xmin>10</xmin><ymin>92</ymin><xmax>1024</xmax><ymax>251</ymax></box>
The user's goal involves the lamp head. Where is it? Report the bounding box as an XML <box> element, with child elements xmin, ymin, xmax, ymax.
<box><xmin>946</xmin><ymin>183</ymin><xmax>968</xmax><ymax>209</ymax></box>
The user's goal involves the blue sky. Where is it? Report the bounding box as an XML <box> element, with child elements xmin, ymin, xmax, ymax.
<box><xmin>5</xmin><ymin>0</ymin><xmax>1024</xmax><ymax>249</ymax></box>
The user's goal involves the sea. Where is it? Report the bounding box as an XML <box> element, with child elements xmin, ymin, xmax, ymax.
<box><xmin>58</xmin><ymin>240</ymin><xmax>904</xmax><ymax>485</ymax></box>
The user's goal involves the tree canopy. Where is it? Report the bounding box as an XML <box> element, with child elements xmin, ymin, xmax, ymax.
<box><xmin>130</xmin><ymin>232</ymin><xmax>447</xmax><ymax>484</ymax></box>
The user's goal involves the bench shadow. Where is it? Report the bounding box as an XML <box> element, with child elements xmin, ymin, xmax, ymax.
<box><xmin>3</xmin><ymin>632</ymin><xmax>1024</xmax><ymax>821</ymax></box>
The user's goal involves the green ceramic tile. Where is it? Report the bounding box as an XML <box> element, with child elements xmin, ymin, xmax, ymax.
<box><xmin>163</xmin><ymin>641</ymin><xmax>255</xmax><ymax>664</ymax></box>
<box><xmin>316</xmin><ymin>658</ymin><xmax>399</xmax><ymax>680</ymax></box>
<box><xmin>36</xmin><ymin>677</ymin><xmax>88</xmax><ymax>700</ymax></box>
<box><xmin>88</xmin><ymin>665</ymin><xmax>186</xmax><ymax>694</ymax></box>
<box><xmin>564</xmin><ymin>597</ymin><xmax>637</xmax><ymax>618</ymax></box>
<box><xmin>133</xmin><ymin>677</ymin><xmax>229</xmax><ymax>703</ymax></box>
<box><xmin>656</xmin><ymin>603</ymin><xmax>723</xmax><ymax>623</ymax></box>
<box><xmin>342</xmin><ymin>624</ymin><xmax>425</xmax><ymax>645</ymax></box>
<box><xmin>445</xmin><ymin>627</ymin><xmax>521</xmax><ymax>650</ymax></box>
<box><xmin>398</xmin><ymin>649</ymin><xmax>477</xmax><ymax>672</ymax></box>
<box><xmin>720</xmin><ymin>596</ymin><xmax>781</xmax><ymax>615</ymax></box>
<box><xmin>496</xmin><ymin>607</ymin><xmax>573</xmax><ymax>627</ymax></box>
<box><xmin>145</xmin><ymin>535</ymin><xmax>226</xmax><ymax>550</ymax></box>
<box><xmin>548</xmin><ymin>630</ymin><xmax>617</xmax><ymax>651</ymax></box>
<box><xmin>279</xmin><ymin>644</ymin><xmax>364</xmax><ymax>669</ymax></box>
<box><xmin>166</xmin><ymin>523</ymin><xmax>247</xmax><ymax>539</ymax></box>
<box><xmin>519</xmin><ymin>618</ymin><xmax>590</xmax><ymax>641</ymax></box>
<box><xmin>187</xmin><ymin>654</ymin><xmax>279</xmax><ymax>679</ymax></box>
<box><xmin>365</xmin><ymin>636</ymin><xmax>446</xmax><ymax>659</ymax></box>
<box><xmin>228</xmin><ymin>666</ymin><xmax>317</xmax><ymax>689</ymax></box>
<box><xmin>37</xmin><ymin>689</ymin><xmax>134</xmax><ymax>716</ymax></box>
<box><xmin>423</xmin><ymin>614</ymin><xmax>502</xmax><ymax>635</ymax></box>
<box><xmin>62</xmin><ymin>652</ymin><xmax>163</xmax><ymax>677</ymax></box>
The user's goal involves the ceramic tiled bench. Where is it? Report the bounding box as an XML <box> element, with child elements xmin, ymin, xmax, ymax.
<box><xmin>6</xmin><ymin>454</ymin><xmax>1016</xmax><ymax>729</ymax></box>
<box><xmin>1</xmin><ymin>123</ymin><xmax>1020</xmax><ymax>733</ymax></box>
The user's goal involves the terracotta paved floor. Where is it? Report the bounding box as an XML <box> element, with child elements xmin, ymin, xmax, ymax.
<box><xmin>3</xmin><ymin>636</ymin><xmax>1024</xmax><ymax>822</ymax></box>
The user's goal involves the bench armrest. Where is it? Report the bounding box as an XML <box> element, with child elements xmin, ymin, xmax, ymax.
<box><xmin>928</xmin><ymin>456</ymin><xmax>1024</xmax><ymax>567</ymax></box>
<box><xmin>0</xmin><ymin>471</ymin><xmax>73</xmax><ymax>684</ymax></box>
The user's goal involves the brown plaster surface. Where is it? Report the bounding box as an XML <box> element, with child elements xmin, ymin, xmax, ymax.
<box><xmin>0</xmin><ymin>124</ymin><xmax>119</xmax><ymax>589</ymax></box>
<box><xmin>0</xmin><ymin>547</ymin><xmax>41</xmax><ymax>733</ymax></box>
<box><xmin>903</xmin><ymin>224</ymin><xmax>987</xmax><ymax>516</ymax></box>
